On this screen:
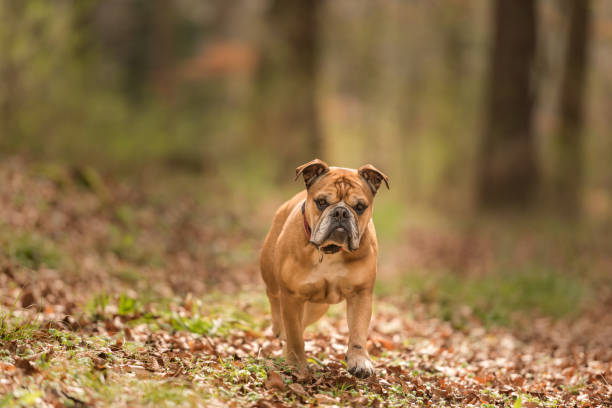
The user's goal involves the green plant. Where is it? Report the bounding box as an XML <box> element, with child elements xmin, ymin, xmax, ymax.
<box><xmin>379</xmin><ymin>266</ymin><xmax>591</xmax><ymax>327</ymax></box>
<box><xmin>117</xmin><ymin>294</ymin><xmax>139</xmax><ymax>316</ymax></box>
<box><xmin>0</xmin><ymin>309</ymin><xmax>39</xmax><ymax>342</ymax></box>
<box><xmin>88</xmin><ymin>293</ymin><xmax>110</xmax><ymax>319</ymax></box>
<box><xmin>3</xmin><ymin>233</ymin><xmax>62</xmax><ymax>270</ymax></box>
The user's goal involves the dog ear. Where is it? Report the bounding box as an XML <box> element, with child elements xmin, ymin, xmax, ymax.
<box><xmin>295</xmin><ymin>159</ymin><xmax>330</xmax><ymax>189</ymax></box>
<box><xmin>358</xmin><ymin>164</ymin><xmax>389</xmax><ymax>195</ymax></box>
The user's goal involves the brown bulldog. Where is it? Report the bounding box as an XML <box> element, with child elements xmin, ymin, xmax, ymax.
<box><xmin>260</xmin><ymin>159</ymin><xmax>389</xmax><ymax>378</ymax></box>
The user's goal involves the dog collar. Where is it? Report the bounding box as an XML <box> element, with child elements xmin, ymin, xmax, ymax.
<box><xmin>301</xmin><ymin>201</ymin><xmax>343</xmax><ymax>254</ymax></box>
<box><xmin>301</xmin><ymin>200</ymin><xmax>312</xmax><ymax>239</ymax></box>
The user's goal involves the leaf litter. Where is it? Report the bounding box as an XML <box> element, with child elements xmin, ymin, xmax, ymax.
<box><xmin>0</xmin><ymin>157</ymin><xmax>611</xmax><ymax>407</ymax></box>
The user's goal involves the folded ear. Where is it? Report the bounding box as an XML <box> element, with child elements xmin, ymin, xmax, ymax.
<box><xmin>358</xmin><ymin>164</ymin><xmax>389</xmax><ymax>194</ymax></box>
<box><xmin>295</xmin><ymin>159</ymin><xmax>330</xmax><ymax>189</ymax></box>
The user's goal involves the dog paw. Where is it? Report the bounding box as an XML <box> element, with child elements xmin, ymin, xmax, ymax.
<box><xmin>286</xmin><ymin>359</ymin><xmax>310</xmax><ymax>380</ymax></box>
<box><xmin>347</xmin><ymin>355</ymin><xmax>374</xmax><ymax>379</ymax></box>
<box><xmin>264</xmin><ymin>325</ymin><xmax>285</xmax><ymax>341</ymax></box>
<box><xmin>295</xmin><ymin>365</ymin><xmax>311</xmax><ymax>381</ymax></box>
<box><xmin>284</xmin><ymin>349</ymin><xmax>310</xmax><ymax>378</ymax></box>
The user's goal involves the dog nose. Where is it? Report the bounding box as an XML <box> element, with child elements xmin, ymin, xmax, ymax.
<box><xmin>331</xmin><ymin>207</ymin><xmax>350</xmax><ymax>219</ymax></box>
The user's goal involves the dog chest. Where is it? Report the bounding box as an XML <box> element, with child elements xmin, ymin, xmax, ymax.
<box><xmin>296</xmin><ymin>257</ymin><xmax>354</xmax><ymax>303</ymax></box>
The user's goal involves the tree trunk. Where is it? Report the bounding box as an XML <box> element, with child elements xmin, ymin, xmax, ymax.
<box><xmin>149</xmin><ymin>0</ymin><xmax>175</xmax><ymax>102</ymax></box>
<box><xmin>0</xmin><ymin>2</ymin><xmax>21</xmax><ymax>147</ymax></box>
<box><xmin>477</xmin><ymin>0</ymin><xmax>538</xmax><ymax>210</ymax></box>
<box><xmin>251</xmin><ymin>0</ymin><xmax>323</xmax><ymax>173</ymax></box>
<box><xmin>554</xmin><ymin>0</ymin><xmax>591</xmax><ymax>215</ymax></box>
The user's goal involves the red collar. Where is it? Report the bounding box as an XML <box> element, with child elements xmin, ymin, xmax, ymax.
<box><xmin>301</xmin><ymin>201</ymin><xmax>312</xmax><ymax>239</ymax></box>
<box><xmin>301</xmin><ymin>201</ymin><xmax>343</xmax><ymax>253</ymax></box>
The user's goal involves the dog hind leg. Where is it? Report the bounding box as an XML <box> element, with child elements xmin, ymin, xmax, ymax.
<box><xmin>267</xmin><ymin>290</ymin><xmax>284</xmax><ymax>339</ymax></box>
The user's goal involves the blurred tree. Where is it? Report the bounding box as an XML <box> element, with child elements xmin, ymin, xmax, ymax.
<box><xmin>92</xmin><ymin>0</ymin><xmax>175</xmax><ymax>102</ymax></box>
<box><xmin>149</xmin><ymin>0</ymin><xmax>176</xmax><ymax>101</ymax></box>
<box><xmin>477</xmin><ymin>0</ymin><xmax>538</xmax><ymax>210</ymax></box>
<box><xmin>0</xmin><ymin>1</ymin><xmax>78</xmax><ymax>151</ymax></box>
<box><xmin>554</xmin><ymin>0</ymin><xmax>591</xmax><ymax>215</ymax></box>
<box><xmin>0</xmin><ymin>2</ymin><xmax>19</xmax><ymax>144</ymax></box>
<box><xmin>251</xmin><ymin>0</ymin><xmax>323</xmax><ymax>173</ymax></box>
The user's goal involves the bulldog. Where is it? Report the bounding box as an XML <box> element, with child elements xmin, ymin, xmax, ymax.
<box><xmin>260</xmin><ymin>159</ymin><xmax>389</xmax><ymax>378</ymax></box>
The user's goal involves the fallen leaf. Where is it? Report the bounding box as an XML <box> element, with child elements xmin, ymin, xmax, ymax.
<box><xmin>314</xmin><ymin>394</ymin><xmax>337</xmax><ymax>404</ymax></box>
<box><xmin>0</xmin><ymin>361</ymin><xmax>16</xmax><ymax>372</ymax></box>
<box><xmin>264</xmin><ymin>371</ymin><xmax>285</xmax><ymax>390</ymax></box>
<box><xmin>20</xmin><ymin>290</ymin><xmax>36</xmax><ymax>308</ymax></box>
<box><xmin>288</xmin><ymin>382</ymin><xmax>308</xmax><ymax>397</ymax></box>
<box><xmin>15</xmin><ymin>358</ymin><xmax>39</xmax><ymax>375</ymax></box>
<box><xmin>92</xmin><ymin>357</ymin><xmax>107</xmax><ymax>371</ymax></box>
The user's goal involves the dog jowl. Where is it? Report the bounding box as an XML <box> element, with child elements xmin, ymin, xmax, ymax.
<box><xmin>260</xmin><ymin>159</ymin><xmax>389</xmax><ymax>378</ymax></box>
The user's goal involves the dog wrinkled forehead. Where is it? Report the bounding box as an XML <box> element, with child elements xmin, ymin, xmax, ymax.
<box><xmin>333</xmin><ymin>176</ymin><xmax>354</xmax><ymax>198</ymax></box>
<box><xmin>310</xmin><ymin>170</ymin><xmax>371</xmax><ymax>202</ymax></box>
<box><xmin>295</xmin><ymin>159</ymin><xmax>389</xmax><ymax>198</ymax></box>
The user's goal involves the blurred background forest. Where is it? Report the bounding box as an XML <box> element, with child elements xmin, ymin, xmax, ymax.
<box><xmin>1</xmin><ymin>1</ymin><xmax>612</xmax><ymax>405</ymax></box>
<box><xmin>1</xmin><ymin>0</ymin><xmax>611</xmax><ymax>313</ymax></box>
<box><xmin>1</xmin><ymin>0</ymin><xmax>611</xmax><ymax>216</ymax></box>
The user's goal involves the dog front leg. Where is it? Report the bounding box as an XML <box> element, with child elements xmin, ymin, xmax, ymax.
<box><xmin>280</xmin><ymin>289</ymin><xmax>308</xmax><ymax>375</ymax></box>
<box><xmin>346</xmin><ymin>289</ymin><xmax>375</xmax><ymax>378</ymax></box>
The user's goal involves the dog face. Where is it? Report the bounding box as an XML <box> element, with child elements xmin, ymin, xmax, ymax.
<box><xmin>296</xmin><ymin>159</ymin><xmax>389</xmax><ymax>251</ymax></box>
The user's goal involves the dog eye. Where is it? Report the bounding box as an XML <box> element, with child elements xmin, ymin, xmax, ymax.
<box><xmin>354</xmin><ymin>203</ymin><xmax>367</xmax><ymax>214</ymax></box>
<box><xmin>315</xmin><ymin>198</ymin><xmax>328</xmax><ymax>210</ymax></box>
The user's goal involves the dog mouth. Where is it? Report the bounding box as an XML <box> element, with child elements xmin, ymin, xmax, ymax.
<box><xmin>320</xmin><ymin>243</ymin><xmax>343</xmax><ymax>253</ymax></box>
<box><xmin>318</xmin><ymin>226</ymin><xmax>353</xmax><ymax>252</ymax></box>
<box><xmin>310</xmin><ymin>204</ymin><xmax>360</xmax><ymax>251</ymax></box>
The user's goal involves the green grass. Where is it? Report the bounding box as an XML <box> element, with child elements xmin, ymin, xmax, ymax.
<box><xmin>372</xmin><ymin>194</ymin><xmax>405</xmax><ymax>244</ymax></box>
<box><xmin>1</xmin><ymin>232</ymin><xmax>63</xmax><ymax>270</ymax></box>
<box><xmin>87</xmin><ymin>292</ymin><xmax>111</xmax><ymax>320</ymax></box>
<box><xmin>141</xmin><ymin>381</ymin><xmax>193</xmax><ymax>406</ymax></box>
<box><xmin>163</xmin><ymin>301</ymin><xmax>264</xmax><ymax>336</ymax></box>
<box><xmin>0</xmin><ymin>308</ymin><xmax>40</xmax><ymax>342</ymax></box>
<box><xmin>117</xmin><ymin>293</ymin><xmax>140</xmax><ymax>316</ymax></box>
<box><xmin>111</xmin><ymin>267</ymin><xmax>146</xmax><ymax>284</ymax></box>
<box><xmin>377</xmin><ymin>266</ymin><xmax>591</xmax><ymax>327</ymax></box>
<box><xmin>48</xmin><ymin>328</ymin><xmax>82</xmax><ymax>349</ymax></box>
<box><xmin>0</xmin><ymin>388</ymin><xmax>44</xmax><ymax>407</ymax></box>
<box><xmin>83</xmin><ymin>291</ymin><xmax>267</xmax><ymax>336</ymax></box>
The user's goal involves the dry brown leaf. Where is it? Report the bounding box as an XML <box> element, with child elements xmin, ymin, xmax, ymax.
<box><xmin>288</xmin><ymin>382</ymin><xmax>307</xmax><ymax>397</ymax></box>
<box><xmin>314</xmin><ymin>393</ymin><xmax>337</xmax><ymax>404</ymax></box>
<box><xmin>264</xmin><ymin>371</ymin><xmax>285</xmax><ymax>390</ymax></box>
<box><xmin>0</xmin><ymin>361</ymin><xmax>17</xmax><ymax>373</ymax></box>
<box><xmin>252</xmin><ymin>399</ymin><xmax>282</xmax><ymax>408</ymax></box>
<box><xmin>15</xmin><ymin>358</ymin><xmax>39</xmax><ymax>375</ymax></box>
<box><xmin>372</xmin><ymin>336</ymin><xmax>395</xmax><ymax>351</ymax></box>
<box><xmin>92</xmin><ymin>357</ymin><xmax>107</xmax><ymax>371</ymax></box>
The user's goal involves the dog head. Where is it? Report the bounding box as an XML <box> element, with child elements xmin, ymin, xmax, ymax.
<box><xmin>295</xmin><ymin>159</ymin><xmax>389</xmax><ymax>252</ymax></box>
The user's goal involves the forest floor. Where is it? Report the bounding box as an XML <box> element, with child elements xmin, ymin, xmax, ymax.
<box><xmin>1</xmin><ymin>157</ymin><xmax>611</xmax><ymax>407</ymax></box>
